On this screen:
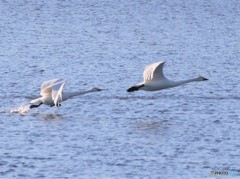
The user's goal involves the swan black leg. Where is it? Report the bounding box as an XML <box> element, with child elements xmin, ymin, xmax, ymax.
<box><xmin>127</xmin><ymin>84</ymin><xmax>144</xmax><ymax>92</ymax></box>
<box><xmin>29</xmin><ymin>102</ymin><xmax>43</xmax><ymax>109</ymax></box>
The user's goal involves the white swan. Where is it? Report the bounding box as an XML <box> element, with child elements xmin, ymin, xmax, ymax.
<box><xmin>127</xmin><ymin>61</ymin><xmax>208</xmax><ymax>92</ymax></box>
<box><xmin>29</xmin><ymin>78</ymin><xmax>102</xmax><ymax>108</ymax></box>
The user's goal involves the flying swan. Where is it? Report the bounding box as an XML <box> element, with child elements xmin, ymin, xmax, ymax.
<box><xmin>29</xmin><ymin>78</ymin><xmax>102</xmax><ymax>109</ymax></box>
<box><xmin>127</xmin><ymin>61</ymin><xmax>208</xmax><ymax>92</ymax></box>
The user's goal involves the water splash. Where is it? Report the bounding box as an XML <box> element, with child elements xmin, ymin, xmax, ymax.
<box><xmin>10</xmin><ymin>104</ymin><xmax>30</xmax><ymax>115</ymax></box>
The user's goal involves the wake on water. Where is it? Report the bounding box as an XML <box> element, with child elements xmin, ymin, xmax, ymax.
<box><xmin>8</xmin><ymin>104</ymin><xmax>63</xmax><ymax>120</ymax></box>
<box><xmin>10</xmin><ymin>104</ymin><xmax>31</xmax><ymax>115</ymax></box>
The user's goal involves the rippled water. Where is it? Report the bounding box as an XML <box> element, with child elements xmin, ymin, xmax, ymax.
<box><xmin>0</xmin><ymin>0</ymin><xmax>240</xmax><ymax>178</ymax></box>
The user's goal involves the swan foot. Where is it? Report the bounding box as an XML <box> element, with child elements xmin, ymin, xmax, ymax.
<box><xmin>50</xmin><ymin>104</ymin><xmax>61</xmax><ymax>107</ymax></box>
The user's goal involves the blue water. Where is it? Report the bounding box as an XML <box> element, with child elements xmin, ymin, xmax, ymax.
<box><xmin>0</xmin><ymin>0</ymin><xmax>240</xmax><ymax>178</ymax></box>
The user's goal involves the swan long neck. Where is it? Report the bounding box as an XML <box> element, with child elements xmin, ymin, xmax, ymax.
<box><xmin>173</xmin><ymin>77</ymin><xmax>200</xmax><ymax>87</ymax></box>
<box><xmin>63</xmin><ymin>90</ymin><xmax>93</xmax><ymax>99</ymax></box>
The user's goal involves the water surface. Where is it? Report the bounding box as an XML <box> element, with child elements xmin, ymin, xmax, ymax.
<box><xmin>0</xmin><ymin>0</ymin><xmax>240</xmax><ymax>178</ymax></box>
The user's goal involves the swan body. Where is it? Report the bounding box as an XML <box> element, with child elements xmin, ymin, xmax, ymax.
<box><xmin>29</xmin><ymin>78</ymin><xmax>101</xmax><ymax>108</ymax></box>
<box><xmin>127</xmin><ymin>61</ymin><xmax>208</xmax><ymax>92</ymax></box>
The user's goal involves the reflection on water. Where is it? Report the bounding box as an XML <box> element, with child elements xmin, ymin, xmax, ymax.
<box><xmin>135</xmin><ymin>120</ymin><xmax>171</xmax><ymax>130</ymax></box>
<box><xmin>32</xmin><ymin>113</ymin><xmax>63</xmax><ymax>120</ymax></box>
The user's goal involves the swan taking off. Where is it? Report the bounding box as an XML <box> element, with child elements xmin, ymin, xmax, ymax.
<box><xmin>29</xmin><ymin>78</ymin><xmax>102</xmax><ymax>109</ymax></box>
<box><xmin>127</xmin><ymin>61</ymin><xmax>208</xmax><ymax>92</ymax></box>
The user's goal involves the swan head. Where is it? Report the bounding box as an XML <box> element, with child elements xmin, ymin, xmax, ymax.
<box><xmin>89</xmin><ymin>87</ymin><xmax>102</xmax><ymax>92</ymax></box>
<box><xmin>197</xmin><ymin>76</ymin><xmax>208</xmax><ymax>81</ymax></box>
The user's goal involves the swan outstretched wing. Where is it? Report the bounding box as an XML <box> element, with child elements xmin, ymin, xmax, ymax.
<box><xmin>143</xmin><ymin>61</ymin><xmax>166</xmax><ymax>82</ymax></box>
<box><xmin>40</xmin><ymin>78</ymin><xmax>66</xmax><ymax>106</ymax></box>
<box><xmin>41</xmin><ymin>78</ymin><xmax>65</xmax><ymax>93</ymax></box>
